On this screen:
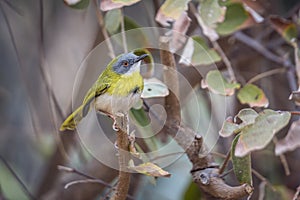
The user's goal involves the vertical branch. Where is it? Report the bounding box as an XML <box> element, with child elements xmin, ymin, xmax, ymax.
<box><xmin>110</xmin><ymin>116</ymin><xmax>131</xmax><ymax>200</ymax></box>
<box><xmin>158</xmin><ymin>36</ymin><xmax>252</xmax><ymax>199</ymax></box>
<box><xmin>159</xmin><ymin>36</ymin><xmax>180</xmax><ymax>131</ymax></box>
<box><xmin>120</xmin><ymin>9</ymin><xmax>128</xmax><ymax>53</ymax></box>
<box><xmin>93</xmin><ymin>0</ymin><xmax>115</xmax><ymax>58</ymax></box>
<box><xmin>293</xmin><ymin>43</ymin><xmax>300</xmax><ymax>87</ymax></box>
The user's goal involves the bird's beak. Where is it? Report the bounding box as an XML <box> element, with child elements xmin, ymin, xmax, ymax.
<box><xmin>134</xmin><ymin>54</ymin><xmax>148</xmax><ymax>63</ymax></box>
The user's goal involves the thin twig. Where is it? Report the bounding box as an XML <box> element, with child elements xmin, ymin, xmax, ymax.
<box><xmin>58</xmin><ymin>165</ymin><xmax>110</xmax><ymax>187</ymax></box>
<box><xmin>58</xmin><ymin>165</ymin><xmax>135</xmax><ymax>199</ymax></box>
<box><xmin>234</xmin><ymin>32</ymin><xmax>294</xmax><ymax>68</ymax></box>
<box><xmin>101</xmin><ymin>181</ymin><xmax>118</xmax><ymax>200</ymax></box>
<box><xmin>258</xmin><ymin>181</ymin><xmax>266</xmax><ymax>200</ymax></box>
<box><xmin>212</xmin><ymin>41</ymin><xmax>237</xmax><ymax>82</ymax></box>
<box><xmin>252</xmin><ymin>169</ymin><xmax>275</xmax><ymax>191</ymax></box>
<box><xmin>0</xmin><ymin>157</ymin><xmax>36</xmax><ymax>200</ymax></box>
<box><xmin>211</xmin><ymin>151</ymin><xmax>227</xmax><ymax>159</ymax></box>
<box><xmin>273</xmin><ymin>137</ymin><xmax>291</xmax><ymax>175</ymax></box>
<box><xmin>293</xmin><ymin>185</ymin><xmax>300</xmax><ymax>200</ymax></box>
<box><xmin>218</xmin><ymin>150</ymin><xmax>231</xmax><ymax>175</ymax></box>
<box><xmin>93</xmin><ymin>0</ymin><xmax>115</xmax><ymax>58</ymax></box>
<box><xmin>234</xmin><ymin>31</ymin><xmax>297</xmax><ymax>92</ymax></box>
<box><xmin>293</xmin><ymin>43</ymin><xmax>300</xmax><ymax>86</ymax></box>
<box><xmin>290</xmin><ymin>111</ymin><xmax>300</xmax><ymax>115</ymax></box>
<box><xmin>247</xmin><ymin>68</ymin><xmax>286</xmax><ymax>84</ymax></box>
<box><xmin>219</xmin><ymin>168</ymin><xmax>233</xmax><ymax>178</ymax></box>
<box><xmin>64</xmin><ymin>179</ymin><xmax>113</xmax><ymax>189</ymax></box>
<box><xmin>120</xmin><ymin>8</ymin><xmax>128</xmax><ymax>53</ymax></box>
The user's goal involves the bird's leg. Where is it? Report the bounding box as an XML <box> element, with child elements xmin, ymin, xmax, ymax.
<box><xmin>115</xmin><ymin>112</ymin><xmax>127</xmax><ymax>132</ymax></box>
<box><xmin>99</xmin><ymin>111</ymin><xmax>120</xmax><ymax>131</ymax></box>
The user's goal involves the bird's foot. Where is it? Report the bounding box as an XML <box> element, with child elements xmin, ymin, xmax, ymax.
<box><xmin>112</xmin><ymin>120</ymin><xmax>119</xmax><ymax>131</ymax></box>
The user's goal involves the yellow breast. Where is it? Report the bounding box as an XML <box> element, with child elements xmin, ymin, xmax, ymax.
<box><xmin>95</xmin><ymin>71</ymin><xmax>143</xmax><ymax>114</ymax></box>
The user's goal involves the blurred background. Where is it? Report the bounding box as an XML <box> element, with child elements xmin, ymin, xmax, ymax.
<box><xmin>0</xmin><ymin>0</ymin><xmax>300</xmax><ymax>199</ymax></box>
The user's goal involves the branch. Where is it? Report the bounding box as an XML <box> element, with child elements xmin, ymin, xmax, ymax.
<box><xmin>247</xmin><ymin>68</ymin><xmax>286</xmax><ymax>84</ymax></box>
<box><xmin>93</xmin><ymin>0</ymin><xmax>115</xmax><ymax>59</ymax></box>
<box><xmin>58</xmin><ymin>165</ymin><xmax>114</xmax><ymax>188</ymax></box>
<box><xmin>120</xmin><ymin>8</ymin><xmax>128</xmax><ymax>53</ymax></box>
<box><xmin>273</xmin><ymin>137</ymin><xmax>291</xmax><ymax>176</ymax></box>
<box><xmin>110</xmin><ymin>116</ymin><xmax>131</xmax><ymax>200</ymax></box>
<box><xmin>293</xmin><ymin>185</ymin><xmax>300</xmax><ymax>200</ymax></box>
<box><xmin>159</xmin><ymin>37</ymin><xmax>252</xmax><ymax>199</ymax></box>
<box><xmin>234</xmin><ymin>31</ymin><xmax>298</xmax><ymax>92</ymax></box>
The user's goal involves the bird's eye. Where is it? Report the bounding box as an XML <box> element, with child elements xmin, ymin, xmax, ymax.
<box><xmin>123</xmin><ymin>61</ymin><xmax>129</xmax><ymax>67</ymax></box>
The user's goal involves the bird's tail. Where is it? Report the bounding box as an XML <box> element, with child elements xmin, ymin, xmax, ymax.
<box><xmin>60</xmin><ymin>105</ymin><xmax>84</xmax><ymax>131</ymax></box>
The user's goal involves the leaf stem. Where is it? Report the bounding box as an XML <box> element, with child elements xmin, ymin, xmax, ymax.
<box><xmin>120</xmin><ymin>8</ymin><xmax>128</xmax><ymax>53</ymax></box>
<box><xmin>218</xmin><ymin>150</ymin><xmax>231</xmax><ymax>175</ymax></box>
<box><xmin>93</xmin><ymin>0</ymin><xmax>115</xmax><ymax>58</ymax></box>
<box><xmin>247</xmin><ymin>68</ymin><xmax>286</xmax><ymax>84</ymax></box>
<box><xmin>272</xmin><ymin>137</ymin><xmax>291</xmax><ymax>175</ymax></box>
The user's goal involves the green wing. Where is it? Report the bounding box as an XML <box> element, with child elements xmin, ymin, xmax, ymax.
<box><xmin>60</xmin><ymin>72</ymin><xmax>111</xmax><ymax>131</ymax></box>
<box><xmin>82</xmin><ymin>79</ymin><xmax>110</xmax><ymax>117</ymax></box>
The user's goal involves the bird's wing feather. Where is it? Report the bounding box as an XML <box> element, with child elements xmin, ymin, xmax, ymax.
<box><xmin>82</xmin><ymin>80</ymin><xmax>110</xmax><ymax>117</ymax></box>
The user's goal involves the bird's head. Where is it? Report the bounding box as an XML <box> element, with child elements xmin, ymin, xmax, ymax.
<box><xmin>112</xmin><ymin>52</ymin><xmax>148</xmax><ymax>75</ymax></box>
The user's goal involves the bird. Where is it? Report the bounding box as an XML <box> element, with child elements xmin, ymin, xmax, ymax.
<box><xmin>60</xmin><ymin>52</ymin><xmax>148</xmax><ymax>131</ymax></box>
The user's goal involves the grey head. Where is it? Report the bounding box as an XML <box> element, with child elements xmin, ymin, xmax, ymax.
<box><xmin>112</xmin><ymin>52</ymin><xmax>148</xmax><ymax>74</ymax></box>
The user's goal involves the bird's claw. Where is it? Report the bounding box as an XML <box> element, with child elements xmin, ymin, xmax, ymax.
<box><xmin>112</xmin><ymin>120</ymin><xmax>119</xmax><ymax>131</ymax></box>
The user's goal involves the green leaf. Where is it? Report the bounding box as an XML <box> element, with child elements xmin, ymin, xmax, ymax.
<box><xmin>275</xmin><ymin>119</ymin><xmax>300</xmax><ymax>155</ymax></box>
<box><xmin>180</xmin><ymin>37</ymin><xmax>221</xmax><ymax>66</ymax></box>
<box><xmin>104</xmin><ymin>9</ymin><xmax>122</xmax><ymax>35</ymax></box>
<box><xmin>64</xmin><ymin>0</ymin><xmax>90</xmax><ymax>9</ymax></box>
<box><xmin>129</xmin><ymin>162</ymin><xmax>171</xmax><ymax>177</ymax></box>
<box><xmin>219</xmin><ymin>117</ymin><xmax>239</xmax><ymax>137</ymax></box>
<box><xmin>231</xmin><ymin>135</ymin><xmax>252</xmax><ymax>185</ymax></box>
<box><xmin>270</xmin><ymin>16</ymin><xmax>298</xmax><ymax>44</ymax></box>
<box><xmin>199</xmin><ymin>0</ymin><xmax>226</xmax><ymax>28</ymax></box>
<box><xmin>216</xmin><ymin>3</ymin><xmax>249</xmax><ymax>35</ymax></box>
<box><xmin>183</xmin><ymin>181</ymin><xmax>202</xmax><ymax>200</ymax></box>
<box><xmin>201</xmin><ymin>70</ymin><xmax>240</xmax><ymax>96</ymax></box>
<box><xmin>234</xmin><ymin>108</ymin><xmax>259</xmax><ymax>124</ymax></box>
<box><xmin>155</xmin><ymin>0</ymin><xmax>191</xmax><ymax>26</ymax></box>
<box><xmin>130</xmin><ymin>107</ymin><xmax>150</xmax><ymax>127</ymax></box>
<box><xmin>237</xmin><ymin>84</ymin><xmax>269</xmax><ymax>108</ymax></box>
<box><xmin>235</xmin><ymin>110</ymin><xmax>291</xmax><ymax>157</ymax></box>
<box><xmin>192</xmin><ymin>37</ymin><xmax>221</xmax><ymax>65</ymax></box>
<box><xmin>219</xmin><ymin>108</ymin><xmax>258</xmax><ymax>137</ymax></box>
<box><xmin>142</xmin><ymin>78</ymin><xmax>169</xmax><ymax>99</ymax></box>
<box><xmin>130</xmin><ymin>107</ymin><xmax>159</xmax><ymax>151</ymax></box>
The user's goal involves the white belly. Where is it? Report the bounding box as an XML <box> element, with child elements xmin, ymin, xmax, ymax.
<box><xmin>94</xmin><ymin>93</ymin><xmax>141</xmax><ymax>115</ymax></box>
